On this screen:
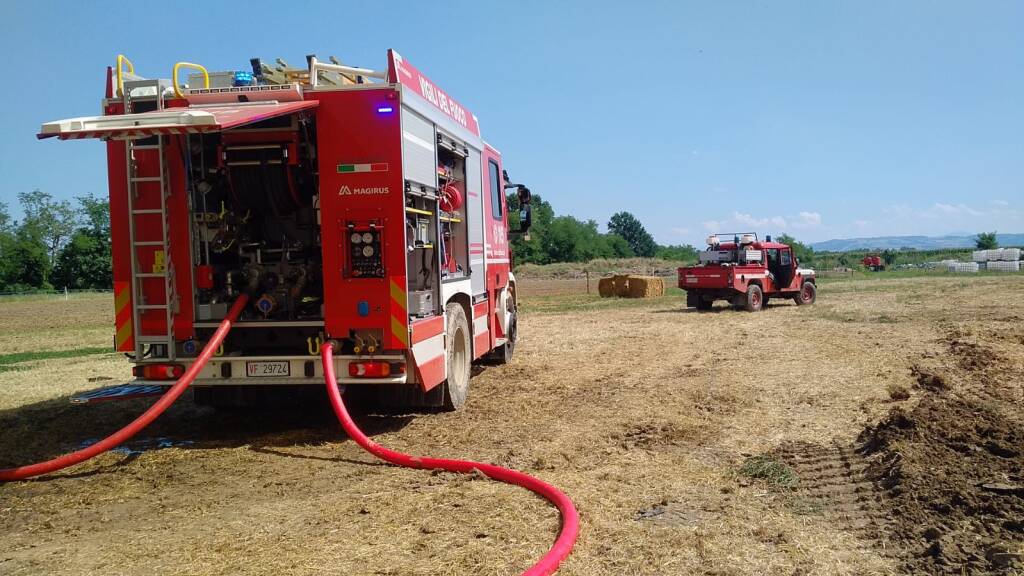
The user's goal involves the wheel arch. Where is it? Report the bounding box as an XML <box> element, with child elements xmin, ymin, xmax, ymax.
<box><xmin>446</xmin><ymin>291</ymin><xmax>473</xmax><ymax>332</ymax></box>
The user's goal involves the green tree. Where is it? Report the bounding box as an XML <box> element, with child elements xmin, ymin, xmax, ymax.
<box><xmin>607</xmin><ymin>211</ymin><xmax>657</xmax><ymax>257</ymax></box>
<box><xmin>604</xmin><ymin>234</ymin><xmax>635</xmax><ymax>258</ymax></box>
<box><xmin>52</xmin><ymin>230</ymin><xmax>112</xmax><ymax>289</ymax></box>
<box><xmin>507</xmin><ymin>191</ymin><xmax>556</xmax><ymax>264</ymax></box>
<box><xmin>975</xmin><ymin>231</ymin><xmax>998</xmax><ymax>250</ymax></box>
<box><xmin>17</xmin><ymin>190</ymin><xmax>76</xmax><ymax>280</ymax></box>
<box><xmin>775</xmin><ymin>234</ymin><xmax>815</xmax><ymax>265</ymax></box>
<box><xmin>52</xmin><ymin>195</ymin><xmax>112</xmax><ymax>289</ymax></box>
<box><xmin>881</xmin><ymin>249</ymin><xmax>898</xmax><ymax>265</ymax></box>
<box><xmin>655</xmin><ymin>244</ymin><xmax>699</xmax><ymax>262</ymax></box>
<box><xmin>6</xmin><ymin>232</ymin><xmax>50</xmax><ymax>289</ymax></box>
<box><xmin>0</xmin><ymin>202</ymin><xmax>16</xmax><ymax>289</ymax></box>
<box><xmin>77</xmin><ymin>193</ymin><xmax>111</xmax><ymax>237</ymax></box>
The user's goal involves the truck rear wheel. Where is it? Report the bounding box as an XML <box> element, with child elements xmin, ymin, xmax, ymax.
<box><xmin>688</xmin><ymin>291</ymin><xmax>712</xmax><ymax>311</ymax></box>
<box><xmin>441</xmin><ymin>303</ymin><xmax>471</xmax><ymax>410</ymax></box>
<box><xmin>795</xmin><ymin>282</ymin><xmax>816</xmax><ymax>306</ymax></box>
<box><xmin>374</xmin><ymin>304</ymin><xmax>472</xmax><ymax>412</ymax></box>
<box><xmin>490</xmin><ymin>306</ymin><xmax>517</xmax><ymax>365</ymax></box>
<box><xmin>745</xmin><ymin>285</ymin><xmax>764</xmax><ymax>312</ymax></box>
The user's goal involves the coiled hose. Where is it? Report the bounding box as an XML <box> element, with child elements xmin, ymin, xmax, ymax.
<box><xmin>321</xmin><ymin>343</ymin><xmax>579</xmax><ymax>576</ymax></box>
<box><xmin>0</xmin><ymin>294</ymin><xmax>249</xmax><ymax>481</ymax></box>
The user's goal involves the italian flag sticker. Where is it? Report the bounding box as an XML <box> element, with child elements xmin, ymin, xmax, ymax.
<box><xmin>337</xmin><ymin>162</ymin><xmax>389</xmax><ymax>173</ymax></box>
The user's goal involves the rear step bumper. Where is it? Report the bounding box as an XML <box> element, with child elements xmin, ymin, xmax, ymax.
<box><xmin>134</xmin><ymin>354</ymin><xmax>409</xmax><ymax>386</ymax></box>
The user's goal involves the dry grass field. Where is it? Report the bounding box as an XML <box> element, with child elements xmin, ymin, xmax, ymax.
<box><xmin>1</xmin><ymin>275</ymin><xmax>1022</xmax><ymax>575</ymax></box>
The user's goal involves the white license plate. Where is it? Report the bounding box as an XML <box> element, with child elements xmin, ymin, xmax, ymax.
<box><xmin>246</xmin><ymin>361</ymin><xmax>290</xmax><ymax>377</ymax></box>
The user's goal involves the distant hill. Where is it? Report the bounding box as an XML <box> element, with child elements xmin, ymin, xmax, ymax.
<box><xmin>810</xmin><ymin>233</ymin><xmax>1024</xmax><ymax>252</ymax></box>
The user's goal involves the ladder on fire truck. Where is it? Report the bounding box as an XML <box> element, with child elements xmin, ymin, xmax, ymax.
<box><xmin>123</xmin><ymin>79</ymin><xmax>177</xmax><ymax>360</ymax></box>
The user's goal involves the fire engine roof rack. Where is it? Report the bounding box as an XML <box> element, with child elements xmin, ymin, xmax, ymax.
<box><xmin>306</xmin><ymin>56</ymin><xmax>387</xmax><ymax>88</ymax></box>
<box><xmin>708</xmin><ymin>232</ymin><xmax>759</xmax><ymax>244</ymax></box>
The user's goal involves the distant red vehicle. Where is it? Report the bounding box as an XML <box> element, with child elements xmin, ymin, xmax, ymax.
<box><xmin>862</xmin><ymin>254</ymin><xmax>885</xmax><ymax>271</ymax></box>
<box><xmin>678</xmin><ymin>233</ymin><xmax>816</xmax><ymax>312</ymax></box>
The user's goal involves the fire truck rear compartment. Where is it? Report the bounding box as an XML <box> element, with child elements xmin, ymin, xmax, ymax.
<box><xmin>187</xmin><ymin>114</ymin><xmax>326</xmax><ymax>357</ymax></box>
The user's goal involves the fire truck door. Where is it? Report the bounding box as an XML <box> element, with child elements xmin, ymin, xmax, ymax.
<box><xmin>483</xmin><ymin>150</ymin><xmax>510</xmax><ymax>342</ymax></box>
<box><xmin>467</xmin><ymin>148</ymin><xmax>485</xmax><ymax>296</ymax></box>
<box><xmin>777</xmin><ymin>249</ymin><xmax>795</xmax><ymax>288</ymax></box>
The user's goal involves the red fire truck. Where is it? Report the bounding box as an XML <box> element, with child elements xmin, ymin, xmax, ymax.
<box><xmin>678</xmin><ymin>233</ymin><xmax>816</xmax><ymax>311</ymax></box>
<box><xmin>39</xmin><ymin>50</ymin><xmax>532</xmax><ymax>410</ymax></box>
<box><xmin>862</xmin><ymin>253</ymin><xmax>885</xmax><ymax>271</ymax></box>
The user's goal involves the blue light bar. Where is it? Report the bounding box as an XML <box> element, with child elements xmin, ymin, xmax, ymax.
<box><xmin>377</xmin><ymin>106</ymin><xmax>394</xmax><ymax>113</ymax></box>
<box><xmin>233</xmin><ymin>71</ymin><xmax>255</xmax><ymax>87</ymax></box>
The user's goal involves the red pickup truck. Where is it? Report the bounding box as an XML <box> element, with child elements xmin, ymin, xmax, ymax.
<box><xmin>678</xmin><ymin>233</ymin><xmax>816</xmax><ymax>311</ymax></box>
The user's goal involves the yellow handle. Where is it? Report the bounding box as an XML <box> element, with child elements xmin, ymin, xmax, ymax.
<box><xmin>172</xmin><ymin>61</ymin><xmax>209</xmax><ymax>98</ymax></box>
<box><xmin>116</xmin><ymin>54</ymin><xmax>134</xmax><ymax>97</ymax></box>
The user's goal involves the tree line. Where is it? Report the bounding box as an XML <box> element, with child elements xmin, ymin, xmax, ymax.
<box><xmin>506</xmin><ymin>192</ymin><xmax>698</xmax><ymax>265</ymax></box>
<box><xmin>1</xmin><ymin>188</ymin><xmax>697</xmax><ymax>293</ymax></box>
<box><xmin>0</xmin><ymin>191</ymin><xmax>111</xmax><ymax>292</ymax></box>
<box><xmin>8</xmin><ymin>187</ymin><xmax>1002</xmax><ymax>292</ymax></box>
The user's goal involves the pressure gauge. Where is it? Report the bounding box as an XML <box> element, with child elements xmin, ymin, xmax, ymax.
<box><xmin>362</xmin><ymin>245</ymin><xmax>375</xmax><ymax>257</ymax></box>
<box><xmin>350</xmin><ymin>232</ymin><xmax>362</xmax><ymax>244</ymax></box>
<box><xmin>362</xmin><ymin>232</ymin><xmax>374</xmax><ymax>244</ymax></box>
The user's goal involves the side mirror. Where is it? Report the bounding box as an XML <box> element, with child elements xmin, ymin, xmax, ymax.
<box><xmin>517</xmin><ymin>185</ymin><xmax>532</xmax><ymax>234</ymax></box>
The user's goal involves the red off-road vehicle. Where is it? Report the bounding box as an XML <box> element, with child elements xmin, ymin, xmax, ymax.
<box><xmin>862</xmin><ymin>253</ymin><xmax>885</xmax><ymax>271</ymax></box>
<box><xmin>678</xmin><ymin>233</ymin><xmax>816</xmax><ymax>312</ymax></box>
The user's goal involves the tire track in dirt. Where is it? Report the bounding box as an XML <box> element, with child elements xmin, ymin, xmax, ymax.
<box><xmin>763</xmin><ymin>330</ymin><xmax>1024</xmax><ymax>574</ymax></box>
<box><xmin>774</xmin><ymin>441</ymin><xmax>894</xmax><ymax>551</ymax></box>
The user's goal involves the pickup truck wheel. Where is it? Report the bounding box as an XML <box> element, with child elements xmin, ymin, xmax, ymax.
<box><xmin>745</xmin><ymin>285</ymin><xmax>764</xmax><ymax>312</ymax></box>
<box><xmin>795</xmin><ymin>282</ymin><xmax>816</xmax><ymax>306</ymax></box>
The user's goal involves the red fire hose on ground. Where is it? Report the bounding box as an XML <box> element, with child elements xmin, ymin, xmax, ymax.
<box><xmin>321</xmin><ymin>342</ymin><xmax>579</xmax><ymax>576</ymax></box>
<box><xmin>0</xmin><ymin>294</ymin><xmax>250</xmax><ymax>481</ymax></box>
<box><xmin>0</xmin><ymin>295</ymin><xmax>579</xmax><ymax>575</ymax></box>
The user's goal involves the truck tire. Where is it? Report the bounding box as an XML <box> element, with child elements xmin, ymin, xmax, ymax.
<box><xmin>441</xmin><ymin>303</ymin><xmax>471</xmax><ymax>410</ymax></box>
<box><xmin>795</xmin><ymin>282</ymin><xmax>816</xmax><ymax>306</ymax></box>
<box><xmin>689</xmin><ymin>291</ymin><xmax>712</xmax><ymax>311</ymax></box>
<box><xmin>744</xmin><ymin>284</ymin><xmax>764</xmax><ymax>312</ymax></box>
<box><xmin>490</xmin><ymin>306</ymin><xmax>517</xmax><ymax>365</ymax></box>
<box><xmin>374</xmin><ymin>304</ymin><xmax>472</xmax><ymax>412</ymax></box>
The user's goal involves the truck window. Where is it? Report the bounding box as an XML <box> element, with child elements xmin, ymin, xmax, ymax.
<box><xmin>488</xmin><ymin>160</ymin><xmax>502</xmax><ymax>219</ymax></box>
<box><xmin>781</xmin><ymin>250</ymin><xmax>792</xmax><ymax>266</ymax></box>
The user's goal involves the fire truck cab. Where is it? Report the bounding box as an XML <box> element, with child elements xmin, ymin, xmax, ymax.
<box><xmin>39</xmin><ymin>50</ymin><xmax>533</xmax><ymax>409</ymax></box>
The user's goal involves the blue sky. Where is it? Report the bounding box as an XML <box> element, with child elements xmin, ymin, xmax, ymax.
<box><xmin>1</xmin><ymin>1</ymin><xmax>1021</xmax><ymax>245</ymax></box>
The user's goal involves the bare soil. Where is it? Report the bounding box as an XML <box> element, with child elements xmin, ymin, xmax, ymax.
<box><xmin>1</xmin><ymin>276</ymin><xmax>1022</xmax><ymax>575</ymax></box>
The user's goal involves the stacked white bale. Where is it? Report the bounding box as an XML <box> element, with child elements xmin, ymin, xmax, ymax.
<box><xmin>972</xmin><ymin>250</ymin><xmax>988</xmax><ymax>262</ymax></box>
<box><xmin>986</xmin><ymin>260</ymin><xmax>1020</xmax><ymax>272</ymax></box>
<box><xmin>948</xmin><ymin>262</ymin><xmax>980</xmax><ymax>273</ymax></box>
<box><xmin>998</xmin><ymin>247</ymin><xmax>1020</xmax><ymax>261</ymax></box>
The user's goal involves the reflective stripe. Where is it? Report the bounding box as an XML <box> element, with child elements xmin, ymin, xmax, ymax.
<box><xmin>113</xmin><ymin>281</ymin><xmax>133</xmax><ymax>350</ymax></box>
<box><xmin>389</xmin><ymin>278</ymin><xmax>409</xmax><ymax>347</ymax></box>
